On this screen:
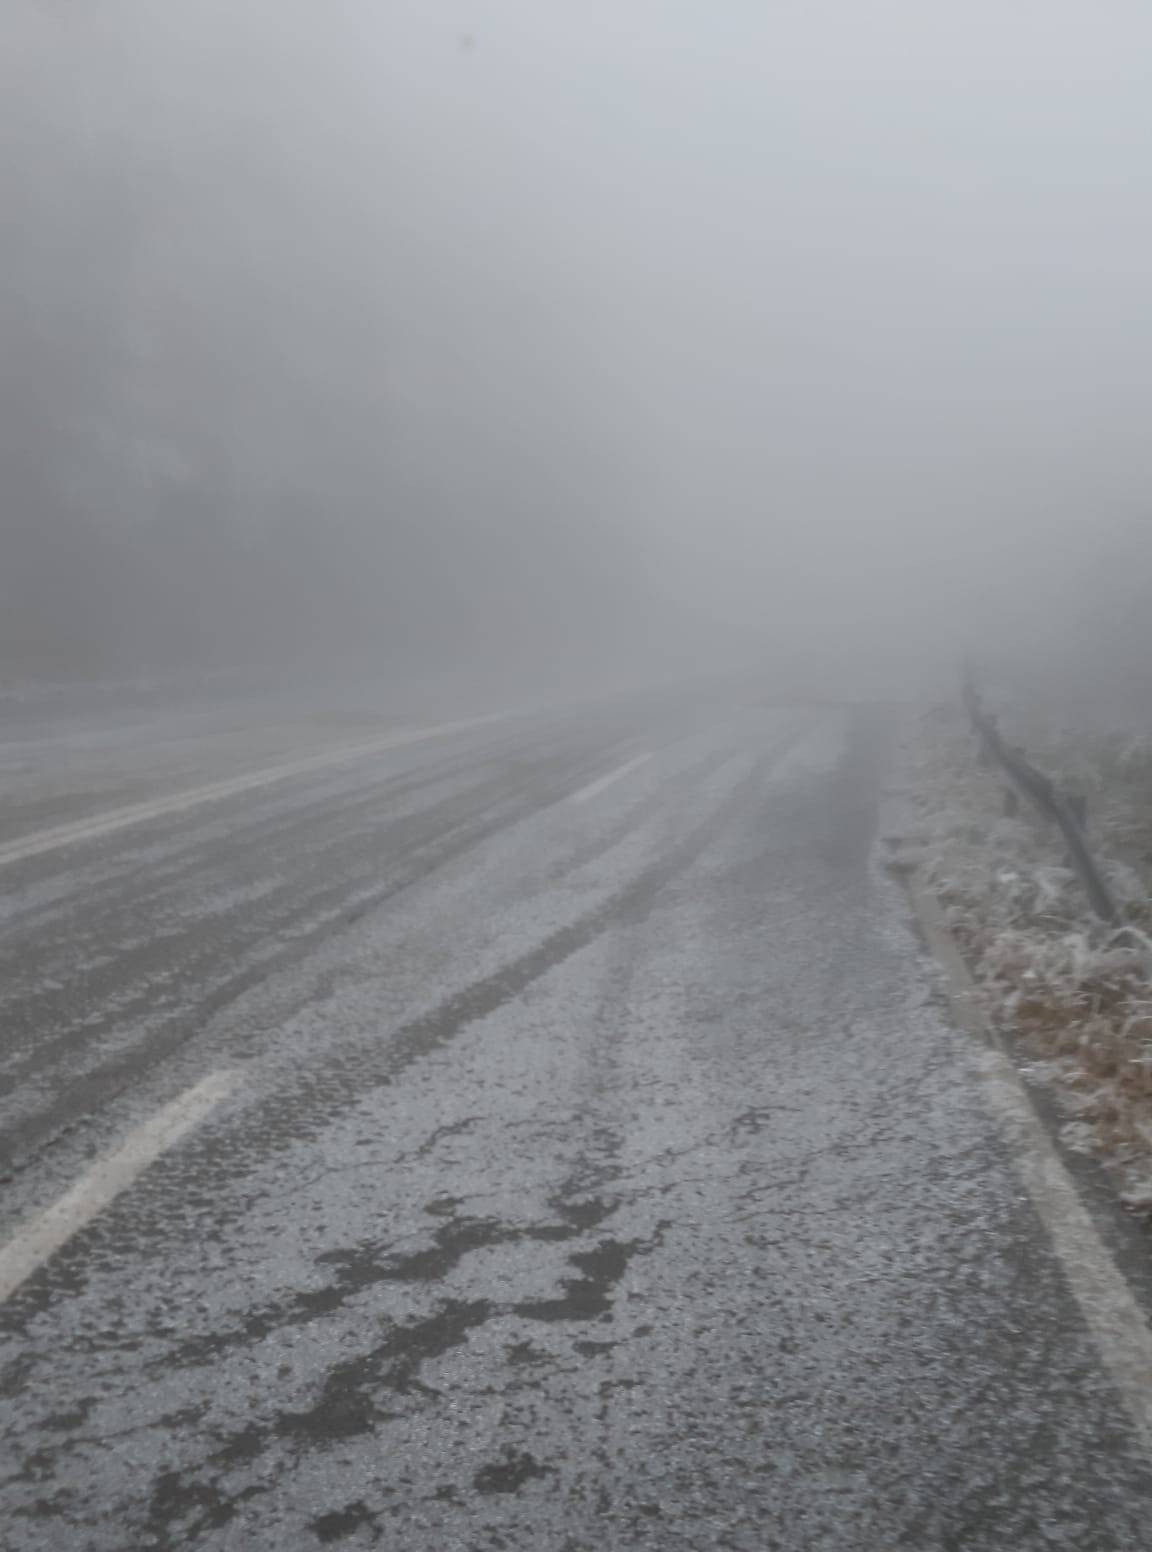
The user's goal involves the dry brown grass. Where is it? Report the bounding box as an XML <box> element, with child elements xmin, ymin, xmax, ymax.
<box><xmin>893</xmin><ymin>707</ymin><xmax>1152</xmax><ymax>1210</ymax></box>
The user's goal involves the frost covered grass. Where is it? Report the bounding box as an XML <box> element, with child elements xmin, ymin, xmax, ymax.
<box><xmin>891</xmin><ymin>705</ymin><xmax>1152</xmax><ymax>1211</ymax></box>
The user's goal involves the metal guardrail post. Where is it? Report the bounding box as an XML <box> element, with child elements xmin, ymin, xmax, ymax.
<box><xmin>963</xmin><ymin>671</ymin><xmax>1119</xmax><ymax>924</ymax></box>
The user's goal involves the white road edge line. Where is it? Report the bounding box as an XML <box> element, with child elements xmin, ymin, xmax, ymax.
<box><xmin>912</xmin><ymin>877</ymin><xmax>1152</xmax><ymax>1453</ymax></box>
<box><xmin>0</xmin><ymin>1069</ymin><xmax>236</xmax><ymax>1303</ymax></box>
<box><xmin>569</xmin><ymin>753</ymin><xmax>652</xmax><ymax>806</ymax></box>
<box><xmin>0</xmin><ymin>712</ymin><xmax>510</xmax><ymax>869</ymax></box>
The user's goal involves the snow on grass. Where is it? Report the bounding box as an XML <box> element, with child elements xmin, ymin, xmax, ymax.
<box><xmin>890</xmin><ymin>704</ymin><xmax>1152</xmax><ymax>1211</ymax></box>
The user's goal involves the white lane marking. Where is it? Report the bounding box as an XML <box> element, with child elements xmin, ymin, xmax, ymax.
<box><xmin>0</xmin><ymin>1069</ymin><xmax>235</xmax><ymax>1303</ymax></box>
<box><xmin>568</xmin><ymin>753</ymin><xmax>652</xmax><ymax>806</ymax></box>
<box><xmin>0</xmin><ymin>712</ymin><xmax>509</xmax><ymax>869</ymax></box>
<box><xmin>912</xmin><ymin>879</ymin><xmax>1152</xmax><ymax>1451</ymax></box>
<box><xmin>976</xmin><ymin>1054</ymin><xmax>1152</xmax><ymax>1448</ymax></box>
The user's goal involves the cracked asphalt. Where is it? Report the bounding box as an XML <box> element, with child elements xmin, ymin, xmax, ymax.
<box><xmin>2</xmin><ymin>692</ymin><xmax>1151</xmax><ymax>1550</ymax></box>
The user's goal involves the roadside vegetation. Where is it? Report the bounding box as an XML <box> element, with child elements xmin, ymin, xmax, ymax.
<box><xmin>891</xmin><ymin>704</ymin><xmax>1152</xmax><ymax>1211</ymax></box>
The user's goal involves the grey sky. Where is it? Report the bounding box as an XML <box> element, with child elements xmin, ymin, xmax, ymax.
<box><xmin>372</xmin><ymin>1</ymin><xmax>1152</xmax><ymax>635</ymax></box>
<box><xmin>5</xmin><ymin>1</ymin><xmax>1151</xmax><ymax>683</ymax></box>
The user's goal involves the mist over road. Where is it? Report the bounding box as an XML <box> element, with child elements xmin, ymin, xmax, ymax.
<box><xmin>7</xmin><ymin>3</ymin><xmax>1152</xmax><ymax>1541</ymax></box>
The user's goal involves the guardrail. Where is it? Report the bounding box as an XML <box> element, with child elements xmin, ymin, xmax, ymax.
<box><xmin>961</xmin><ymin>669</ymin><xmax>1119</xmax><ymax>924</ymax></box>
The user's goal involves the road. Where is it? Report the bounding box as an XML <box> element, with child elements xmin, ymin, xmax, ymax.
<box><xmin>1</xmin><ymin>690</ymin><xmax>1150</xmax><ymax>1550</ymax></box>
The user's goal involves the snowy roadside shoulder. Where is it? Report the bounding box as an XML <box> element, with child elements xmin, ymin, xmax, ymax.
<box><xmin>885</xmin><ymin>704</ymin><xmax>1152</xmax><ymax>1212</ymax></box>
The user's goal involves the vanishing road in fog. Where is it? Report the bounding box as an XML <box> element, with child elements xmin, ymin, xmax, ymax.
<box><xmin>1</xmin><ymin>688</ymin><xmax>1150</xmax><ymax>1550</ymax></box>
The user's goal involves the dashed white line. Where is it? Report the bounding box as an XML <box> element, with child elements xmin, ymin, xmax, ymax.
<box><xmin>0</xmin><ymin>712</ymin><xmax>510</xmax><ymax>869</ymax></box>
<box><xmin>568</xmin><ymin>753</ymin><xmax>652</xmax><ymax>806</ymax></box>
<box><xmin>0</xmin><ymin>1069</ymin><xmax>236</xmax><ymax>1303</ymax></box>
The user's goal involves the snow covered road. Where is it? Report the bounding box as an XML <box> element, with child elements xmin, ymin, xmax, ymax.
<box><xmin>1</xmin><ymin>690</ymin><xmax>1151</xmax><ymax>1550</ymax></box>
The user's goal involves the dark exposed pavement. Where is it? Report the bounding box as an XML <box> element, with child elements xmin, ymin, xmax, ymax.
<box><xmin>1</xmin><ymin>690</ymin><xmax>1151</xmax><ymax>1550</ymax></box>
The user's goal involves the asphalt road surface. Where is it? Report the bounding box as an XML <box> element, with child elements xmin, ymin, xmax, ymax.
<box><xmin>2</xmin><ymin>691</ymin><xmax>1151</xmax><ymax>1550</ymax></box>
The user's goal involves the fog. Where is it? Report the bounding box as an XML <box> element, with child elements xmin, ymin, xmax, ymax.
<box><xmin>4</xmin><ymin>1</ymin><xmax>1151</xmax><ymax>701</ymax></box>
